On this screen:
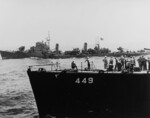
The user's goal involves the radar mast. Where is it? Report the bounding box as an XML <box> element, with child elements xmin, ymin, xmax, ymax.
<box><xmin>46</xmin><ymin>31</ymin><xmax>50</xmax><ymax>52</ymax></box>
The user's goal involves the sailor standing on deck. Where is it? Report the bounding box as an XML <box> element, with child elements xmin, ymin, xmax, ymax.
<box><xmin>129</xmin><ymin>56</ymin><xmax>135</xmax><ymax>72</ymax></box>
<box><xmin>108</xmin><ymin>56</ymin><xmax>114</xmax><ymax>71</ymax></box>
<box><xmin>143</xmin><ymin>56</ymin><xmax>147</xmax><ymax>70</ymax></box>
<box><xmin>103</xmin><ymin>56</ymin><xmax>108</xmax><ymax>69</ymax></box>
<box><xmin>147</xmin><ymin>57</ymin><xmax>150</xmax><ymax>70</ymax></box>
<box><xmin>125</xmin><ymin>57</ymin><xmax>131</xmax><ymax>72</ymax></box>
<box><xmin>141</xmin><ymin>56</ymin><xmax>146</xmax><ymax>70</ymax></box>
<box><xmin>124</xmin><ymin>55</ymin><xmax>127</xmax><ymax>69</ymax></box>
<box><xmin>71</xmin><ymin>61</ymin><xmax>78</xmax><ymax>70</ymax></box>
<box><xmin>85</xmin><ymin>57</ymin><xmax>90</xmax><ymax>70</ymax></box>
<box><xmin>114</xmin><ymin>57</ymin><xmax>118</xmax><ymax>71</ymax></box>
<box><xmin>117</xmin><ymin>59</ymin><xmax>122</xmax><ymax>71</ymax></box>
<box><xmin>137</xmin><ymin>56</ymin><xmax>142</xmax><ymax>70</ymax></box>
<box><xmin>120</xmin><ymin>55</ymin><xmax>125</xmax><ymax>69</ymax></box>
<box><xmin>133</xmin><ymin>56</ymin><xmax>136</xmax><ymax>66</ymax></box>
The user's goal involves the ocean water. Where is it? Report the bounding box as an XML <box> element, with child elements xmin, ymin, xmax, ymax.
<box><xmin>0</xmin><ymin>56</ymin><xmax>148</xmax><ymax>118</ymax></box>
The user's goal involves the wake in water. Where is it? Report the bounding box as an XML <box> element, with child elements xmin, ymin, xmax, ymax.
<box><xmin>0</xmin><ymin>59</ymin><xmax>40</xmax><ymax>118</ymax></box>
<box><xmin>0</xmin><ymin>91</ymin><xmax>38</xmax><ymax>118</ymax></box>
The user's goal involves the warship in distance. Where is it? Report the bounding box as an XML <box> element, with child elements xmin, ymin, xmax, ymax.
<box><xmin>27</xmin><ymin>61</ymin><xmax>150</xmax><ymax>118</ymax></box>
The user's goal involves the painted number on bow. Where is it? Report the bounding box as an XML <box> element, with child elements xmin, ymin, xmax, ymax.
<box><xmin>75</xmin><ymin>77</ymin><xmax>93</xmax><ymax>84</ymax></box>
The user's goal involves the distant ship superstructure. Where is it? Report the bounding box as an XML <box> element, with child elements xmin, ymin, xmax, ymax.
<box><xmin>29</xmin><ymin>41</ymin><xmax>50</xmax><ymax>58</ymax></box>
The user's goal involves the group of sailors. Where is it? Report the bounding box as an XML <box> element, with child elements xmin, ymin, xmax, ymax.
<box><xmin>71</xmin><ymin>57</ymin><xmax>91</xmax><ymax>71</ymax></box>
<box><xmin>71</xmin><ymin>55</ymin><xmax>150</xmax><ymax>72</ymax></box>
<box><xmin>103</xmin><ymin>55</ymin><xmax>136</xmax><ymax>72</ymax></box>
<box><xmin>137</xmin><ymin>56</ymin><xmax>150</xmax><ymax>71</ymax></box>
<box><xmin>103</xmin><ymin>55</ymin><xmax>150</xmax><ymax>72</ymax></box>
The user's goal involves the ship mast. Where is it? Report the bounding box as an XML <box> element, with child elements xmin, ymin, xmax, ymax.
<box><xmin>96</xmin><ymin>35</ymin><xmax>103</xmax><ymax>54</ymax></box>
<box><xmin>46</xmin><ymin>31</ymin><xmax>50</xmax><ymax>52</ymax></box>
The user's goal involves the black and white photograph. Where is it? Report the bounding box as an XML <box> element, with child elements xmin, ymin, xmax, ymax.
<box><xmin>0</xmin><ymin>0</ymin><xmax>150</xmax><ymax>118</ymax></box>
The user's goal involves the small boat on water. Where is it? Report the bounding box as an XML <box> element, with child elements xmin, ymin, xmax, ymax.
<box><xmin>27</xmin><ymin>63</ymin><xmax>150</xmax><ymax>118</ymax></box>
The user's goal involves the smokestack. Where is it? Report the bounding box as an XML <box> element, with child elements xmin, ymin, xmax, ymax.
<box><xmin>55</xmin><ymin>43</ymin><xmax>59</xmax><ymax>54</ymax></box>
<box><xmin>84</xmin><ymin>42</ymin><xmax>87</xmax><ymax>52</ymax></box>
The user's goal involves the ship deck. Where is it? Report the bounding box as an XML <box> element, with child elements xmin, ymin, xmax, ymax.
<box><xmin>29</xmin><ymin>69</ymin><xmax>150</xmax><ymax>74</ymax></box>
<box><xmin>49</xmin><ymin>70</ymin><xmax>149</xmax><ymax>73</ymax></box>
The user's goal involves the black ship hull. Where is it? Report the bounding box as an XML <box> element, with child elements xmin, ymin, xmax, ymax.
<box><xmin>0</xmin><ymin>51</ymin><xmax>29</xmax><ymax>59</ymax></box>
<box><xmin>27</xmin><ymin>70</ymin><xmax>150</xmax><ymax>118</ymax></box>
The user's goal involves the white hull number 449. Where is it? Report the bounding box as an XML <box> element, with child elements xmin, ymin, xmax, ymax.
<box><xmin>75</xmin><ymin>77</ymin><xmax>93</xmax><ymax>84</ymax></box>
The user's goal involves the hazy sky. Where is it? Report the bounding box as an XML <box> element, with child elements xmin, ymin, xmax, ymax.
<box><xmin>0</xmin><ymin>0</ymin><xmax>150</xmax><ymax>51</ymax></box>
